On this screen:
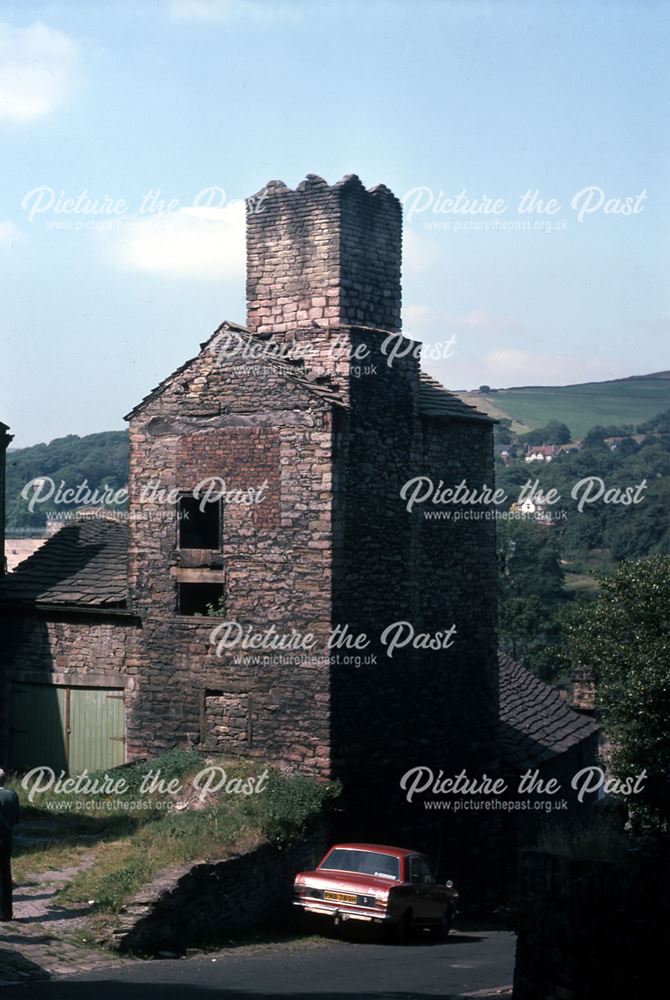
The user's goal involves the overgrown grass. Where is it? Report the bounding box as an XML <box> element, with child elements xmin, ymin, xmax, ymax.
<box><xmin>536</xmin><ymin>816</ymin><xmax>631</xmax><ymax>861</ymax></box>
<box><xmin>9</xmin><ymin>749</ymin><xmax>204</xmax><ymax>879</ymax></box>
<box><xmin>9</xmin><ymin>751</ymin><xmax>337</xmax><ymax>915</ymax></box>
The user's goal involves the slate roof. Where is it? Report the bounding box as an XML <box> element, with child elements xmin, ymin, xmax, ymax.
<box><xmin>124</xmin><ymin>319</ymin><xmax>493</xmax><ymax>426</ymax></box>
<box><xmin>498</xmin><ymin>652</ymin><xmax>598</xmax><ymax>768</ymax></box>
<box><xmin>0</xmin><ymin>519</ymin><xmax>128</xmax><ymax>609</ymax></box>
<box><xmin>418</xmin><ymin>373</ymin><xmax>494</xmax><ymax>423</ymax></box>
<box><xmin>125</xmin><ymin>320</ymin><xmax>344</xmax><ymax>420</ymax></box>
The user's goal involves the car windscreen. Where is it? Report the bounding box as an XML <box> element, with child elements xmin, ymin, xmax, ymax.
<box><xmin>318</xmin><ymin>849</ymin><xmax>400</xmax><ymax>880</ymax></box>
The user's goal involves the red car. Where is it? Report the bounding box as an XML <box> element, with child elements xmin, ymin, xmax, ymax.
<box><xmin>293</xmin><ymin>842</ymin><xmax>458</xmax><ymax>941</ymax></box>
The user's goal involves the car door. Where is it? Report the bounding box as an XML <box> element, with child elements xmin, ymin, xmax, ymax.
<box><xmin>407</xmin><ymin>854</ymin><xmax>432</xmax><ymax>921</ymax></box>
<box><xmin>418</xmin><ymin>855</ymin><xmax>444</xmax><ymax>919</ymax></box>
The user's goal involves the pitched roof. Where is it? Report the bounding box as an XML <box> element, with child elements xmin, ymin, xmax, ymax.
<box><xmin>498</xmin><ymin>652</ymin><xmax>598</xmax><ymax>768</ymax></box>
<box><xmin>418</xmin><ymin>373</ymin><xmax>494</xmax><ymax>423</ymax></box>
<box><xmin>125</xmin><ymin>320</ymin><xmax>344</xmax><ymax>420</ymax></box>
<box><xmin>0</xmin><ymin>518</ymin><xmax>128</xmax><ymax>609</ymax></box>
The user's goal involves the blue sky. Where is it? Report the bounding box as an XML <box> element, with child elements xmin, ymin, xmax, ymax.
<box><xmin>0</xmin><ymin>0</ymin><xmax>668</xmax><ymax>447</ymax></box>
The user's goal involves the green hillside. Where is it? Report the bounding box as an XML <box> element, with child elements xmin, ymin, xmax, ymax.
<box><xmin>456</xmin><ymin>373</ymin><xmax>670</xmax><ymax>439</ymax></box>
<box><xmin>5</xmin><ymin>431</ymin><xmax>129</xmax><ymax>533</ymax></box>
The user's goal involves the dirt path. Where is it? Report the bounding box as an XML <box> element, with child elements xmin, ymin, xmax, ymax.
<box><xmin>0</xmin><ymin>850</ymin><xmax>129</xmax><ymax>985</ymax></box>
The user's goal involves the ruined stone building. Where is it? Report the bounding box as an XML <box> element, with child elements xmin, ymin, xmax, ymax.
<box><xmin>0</xmin><ymin>422</ymin><xmax>12</xmax><ymax>576</ymax></box>
<box><xmin>0</xmin><ymin>175</ymin><xmax>596</xmax><ymax>879</ymax></box>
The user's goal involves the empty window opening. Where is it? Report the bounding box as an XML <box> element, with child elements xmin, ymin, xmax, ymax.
<box><xmin>178</xmin><ymin>495</ymin><xmax>222</xmax><ymax>550</ymax></box>
<box><xmin>177</xmin><ymin>582</ymin><xmax>224</xmax><ymax>616</ymax></box>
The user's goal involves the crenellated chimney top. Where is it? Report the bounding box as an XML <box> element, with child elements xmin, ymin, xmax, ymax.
<box><xmin>246</xmin><ymin>174</ymin><xmax>402</xmax><ymax>336</ymax></box>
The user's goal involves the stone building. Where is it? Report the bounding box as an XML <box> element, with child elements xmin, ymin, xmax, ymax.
<box><xmin>0</xmin><ymin>175</ymin><xmax>596</xmax><ymax>882</ymax></box>
<box><xmin>0</xmin><ymin>421</ymin><xmax>12</xmax><ymax>575</ymax></box>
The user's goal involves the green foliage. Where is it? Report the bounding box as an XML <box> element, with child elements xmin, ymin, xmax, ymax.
<box><xmin>498</xmin><ymin>518</ymin><xmax>564</xmax><ymax>600</ymax></box>
<box><xmin>568</xmin><ymin>556</ymin><xmax>670</xmax><ymax>832</ymax></box>
<box><xmin>519</xmin><ymin>420</ymin><xmax>572</xmax><ymax>446</ymax></box>
<box><xmin>205</xmin><ymin>594</ymin><xmax>227</xmax><ymax>617</ymax></box>
<box><xmin>5</xmin><ymin>431</ymin><xmax>129</xmax><ymax>532</ymax></box>
<box><xmin>497</xmin><ymin>518</ymin><xmax>578</xmax><ymax>682</ymax></box>
<box><xmin>638</xmin><ymin>407</ymin><xmax>670</xmax><ymax>435</ymax></box>
<box><xmin>89</xmin><ymin>748</ymin><xmax>203</xmax><ymax>796</ymax></box>
<box><xmin>257</xmin><ymin>771</ymin><xmax>340</xmax><ymax>844</ymax></box>
<box><xmin>536</xmin><ymin>815</ymin><xmax>630</xmax><ymax>860</ymax></box>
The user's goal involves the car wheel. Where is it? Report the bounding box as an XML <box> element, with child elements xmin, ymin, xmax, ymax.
<box><xmin>388</xmin><ymin>910</ymin><xmax>412</xmax><ymax>945</ymax></box>
<box><xmin>299</xmin><ymin>911</ymin><xmax>319</xmax><ymax>935</ymax></box>
<box><xmin>430</xmin><ymin>906</ymin><xmax>453</xmax><ymax>939</ymax></box>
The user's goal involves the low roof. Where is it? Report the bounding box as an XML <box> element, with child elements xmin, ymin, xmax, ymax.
<box><xmin>419</xmin><ymin>373</ymin><xmax>494</xmax><ymax>423</ymax></box>
<box><xmin>125</xmin><ymin>320</ymin><xmax>344</xmax><ymax>420</ymax></box>
<box><xmin>0</xmin><ymin>518</ymin><xmax>128</xmax><ymax>609</ymax></box>
<box><xmin>124</xmin><ymin>319</ymin><xmax>493</xmax><ymax>426</ymax></box>
<box><xmin>498</xmin><ymin>652</ymin><xmax>598</xmax><ymax>768</ymax></box>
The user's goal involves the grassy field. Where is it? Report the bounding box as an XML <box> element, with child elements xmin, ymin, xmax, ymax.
<box><xmin>456</xmin><ymin>373</ymin><xmax>670</xmax><ymax>439</ymax></box>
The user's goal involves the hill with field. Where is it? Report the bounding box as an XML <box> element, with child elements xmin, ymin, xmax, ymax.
<box><xmin>455</xmin><ymin>371</ymin><xmax>670</xmax><ymax>439</ymax></box>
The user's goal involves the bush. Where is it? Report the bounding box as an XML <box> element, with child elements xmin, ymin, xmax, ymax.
<box><xmin>569</xmin><ymin>556</ymin><xmax>670</xmax><ymax>833</ymax></box>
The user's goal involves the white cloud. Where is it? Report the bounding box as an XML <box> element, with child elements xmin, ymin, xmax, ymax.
<box><xmin>0</xmin><ymin>21</ymin><xmax>79</xmax><ymax>122</ymax></box>
<box><xmin>0</xmin><ymin>220</ymin><xmax>23</xmax><ymax>246</ymax></box>
<box><xmin>112</xmin><ymin>201</ymin><xmax>245</xmax><ymax>280</ymax></box>
<box><xmin>168</xmin><ymin>0</ymin><xmax>301</xmax><ymax>22</ymax></box>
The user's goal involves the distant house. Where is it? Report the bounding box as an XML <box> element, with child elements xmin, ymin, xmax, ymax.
<box><xmin>524</xmin><ymin>444</ymin><xmax>563</xmax><ymax>463</ymax></box>
<box><xmin>494</xmin><ymin>443</ymin><xmax>516</xmax><ymax>463</ymax></box>
<box><xmin>511</xmin><ymin>497</ymin><xmax>553</xmax><ymax>524</ymax></box>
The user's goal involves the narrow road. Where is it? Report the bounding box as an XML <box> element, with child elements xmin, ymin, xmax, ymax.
<box><xmin>0</xmin><ymin>928</ymin><xmax>515</xmax><ymax>999</ymax></box>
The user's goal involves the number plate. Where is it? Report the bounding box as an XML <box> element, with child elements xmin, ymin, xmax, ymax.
<box><xmin>323</xmin><ymin>890</ymin><xmax>357</xmax><ymax>904</ymax></box>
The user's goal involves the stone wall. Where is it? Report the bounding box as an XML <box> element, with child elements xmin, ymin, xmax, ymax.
<box><xmin>125</xmin><ymin>329</ymin><xmax>336</xmax><ymax>775</ymax></box>
<box><xmin>0</xmin><ymin>423</ymin><xmax>12</xmax><ymax>576</ymax></box>
<box><xmin>110</xmin><ymin>822</ymin><xmax>329</xmax><ymax>954</ymax></box>
<box><xmin>246</xmin><ymin>174</ymin><xmax>402</xmax><ymax>335</ymax></box>
<box><xmin>0</xmin><ymin>610</ymin><xmax>139</xmax><ymax>763</ymax></box>
<box><xmin>513</xmin><ymin>849</ymin><xmax>670</xmax><ymax>999</ymax></box>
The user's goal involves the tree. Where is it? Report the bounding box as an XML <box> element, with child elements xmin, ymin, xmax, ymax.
<box><xmin>638</xmin><ymin>408</ymin><xmax>670</xmax><ymax>435</ymax></box>
<box><xmin>569</xmin><ymin>556</ymin><xmax>670</xmax><ymax>832</ymax></box>
<box><xmin>519</xmin><ymin>420</ymin><xmax>571</xmax><ymax>446</ymax></box>
<box><xmin>582</xmin><ymin>425</ymin><xmax>608</xmax><ymax>449</ymax></box>
<box><xmin>498</xmin><ymin>518</ymin><xmax>565</xmax><ymax>601</ymax></box>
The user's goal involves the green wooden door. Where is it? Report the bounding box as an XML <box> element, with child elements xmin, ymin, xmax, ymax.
<box><xmin>10</xmin><ymin>683</ymin><xmax>126</xmax><ymax>774</ymax></box>
<box><xmin>10</xmin><ymin>683</ymin><xmax>68</xmax><ymax>773</ymax></box>
<box><xmin>68</xmin><ymin>688</ymin><xmax>125</xmax><ymax>774</ymax></box>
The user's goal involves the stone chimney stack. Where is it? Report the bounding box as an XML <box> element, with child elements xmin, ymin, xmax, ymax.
<box><xmin>0</xmin><ymin>422</ymin><xmax>13</xmax><ymax>575</ymax></box>
<box><xmin>246</xmin><ymin>174</ymin><xmax>402</xmax><ymax>336</ymax></box>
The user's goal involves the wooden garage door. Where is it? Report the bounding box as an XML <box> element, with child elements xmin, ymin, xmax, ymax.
<box><xmin>10</xmin><ymin>683</ymin><xmax>125</xmax><ymax>775</ymax></box>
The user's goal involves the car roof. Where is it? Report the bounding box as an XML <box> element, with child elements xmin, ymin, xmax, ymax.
<box><xmin>326</xmin><ymin>843</ymin><xmax>420</xmax><ymax>858</ymax></box>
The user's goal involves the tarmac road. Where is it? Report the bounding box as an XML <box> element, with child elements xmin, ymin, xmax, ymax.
<box><xmin>0</xmin><ymin>927</ymin><xmax>515</xmax><ymax>1000</ymax></box>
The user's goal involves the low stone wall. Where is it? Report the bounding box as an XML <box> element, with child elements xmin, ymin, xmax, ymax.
<box><xmin>513</xmin><ymin>849</ymin><xmax>670</xmax><ymax>999</ymax></box>
<box><xmin>110</xmin><ymin>822</ymin><xmax>328</xmax><ymax>954</ymax></box>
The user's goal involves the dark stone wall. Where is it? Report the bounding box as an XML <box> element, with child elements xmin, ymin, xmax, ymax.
<box><xmin>246</xmin><ymin>174</ymin><xmax>402</xmax><ymax>335</ymax></box>
<box><xmin>513</xmin><ymin>849</ymin><xmax>670</xmax><ymax>999</ymax></box>
<box><xmin>110</xmin><ymin>821</ymin><xmax>329</xmax><ymax>954</ymax></box>
<box><xmin>0</xmin><ymin>424</ymin><xmax>12</xmax><ymax>576</ymax></box>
